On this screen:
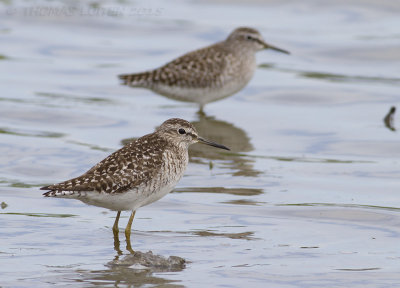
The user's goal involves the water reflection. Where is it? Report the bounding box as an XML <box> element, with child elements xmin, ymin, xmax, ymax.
<box><xmin>108</xmin><ymin>250</ymin><xmax>186</xmax><ymax>272</ymax></box>
<box><xmin>77</xmin><ymin>229</ymin><xmax>187</xmax><ymax>286</ymax></box>
<box><xmin>68</xmin><ymin>248</ymin><xmax>185</xmax><ymax>287</ymax></box>
<box><xmin>190</xmin><ymin>113</ymin><xmax>261</xmax><ymax>177</ymax></box>
<box><xmin>113</xmin><ymin>229</ymin><xmax>125</xmax><ymax>256</ymax></box>
<box><xmin>70</xmin><ymin>264</ymin><xmax>185</xmax><ymax>287</ymax></box>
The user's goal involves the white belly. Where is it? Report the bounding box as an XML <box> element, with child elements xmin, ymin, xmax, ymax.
<box><xmin>151</xmin><ymin>80</ymin><xmax>249</xmax><ymax>105</ymax></box>
<box><xmin>70</xmin><ymin>149</ymin><xmax>188</xmax><ymax>212</ymax></box>
<box><xmin>151</xmin><ymin>61</ymin><xmax>256</xmax><ymax>106</ymax></box>
<box><xmin>77</xmin><ymin>181</ymin><xmax>177</xmax><ymax>211</ymax></box>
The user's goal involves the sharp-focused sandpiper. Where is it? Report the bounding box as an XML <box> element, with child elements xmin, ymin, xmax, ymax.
<box><xmin>119</xmin><ymin>27</ymin><xmax>289</xmax><ymax>111</ymax></box>
<box><xmin>41</xmin><ymin>118</ymin><xmax>229</xmax><ymax>239</ymax></box>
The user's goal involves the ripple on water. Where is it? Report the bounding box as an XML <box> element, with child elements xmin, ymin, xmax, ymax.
<box><xmin>0</xmin><ymin>127</ymin><xmax>65</xmax><ymax>138</ymax></box>
<box><xmin>174</xmin><ymin>187</ymin><xmax>263</xmax><ymax>196</ymax></box>
<box><xmin>259</xmin><ymin>63</ymin><xmax>400</xmax><ymax>86</ymax></box>
<box><xmin>0</xmin><ymin>106</ymin><xmax>126</xmax><ymax>129</ymax></box>
<box><xmin>191</xmin><ymin>230</ymin><xmax>256</xmax><ymax>240</ymax></box>
<box><xmin>35</xmin><ymin>91</ymin><xmax>114</xmax><ymax>106</ymax></box>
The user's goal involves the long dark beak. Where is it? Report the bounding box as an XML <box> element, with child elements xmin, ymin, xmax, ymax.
<box><xmin>198</xmin><ymin>137</ymin><xmax>230</xmax><ymax>151</ymax></box>
<box><xmin>263</xmin><ymin>41</ymin><xmax>290</xmax><ymax>55</ymax></box>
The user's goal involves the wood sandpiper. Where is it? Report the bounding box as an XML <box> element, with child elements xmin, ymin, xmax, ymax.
<box><xmin>41</xmin><ymin>118</ymin><xmax>229</xmax><ymax>243</ymax></box>
<box><xmin>119</xmin><ymin>27</ymin><xmax>289</xmax><ymax>111</ymax></box>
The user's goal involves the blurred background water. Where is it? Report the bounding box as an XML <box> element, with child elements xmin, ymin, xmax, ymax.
<box><xmin>1</xmin><ymin>0</ymin><xmax>400</xmax><ymax>287</ymax></box>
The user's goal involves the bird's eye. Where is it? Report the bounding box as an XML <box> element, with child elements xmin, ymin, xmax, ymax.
<box><xmin>178</xmin><ymin>128</ymin><xmax>186</xmax><ymax>134</ymax></box>
<box><xmin>247</xmin><ymin>35</ymin><xmax>253</xmax><ymax>40</ymax></box>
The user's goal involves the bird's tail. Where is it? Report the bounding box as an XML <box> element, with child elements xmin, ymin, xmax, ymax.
<box><xmin>118</xmin><ymin>71</ymin><xmax>154</xmax><ymax>87</ymax></box>
<box><xmin>42</xmin><ymin>189</ymin><xmax>76</xmax><ymax>197</ymax></box>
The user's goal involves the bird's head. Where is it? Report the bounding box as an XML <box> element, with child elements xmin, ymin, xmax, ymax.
<box><xmin>157</xmin><ymin>118</ymin><xmax>230</xmax><ymax>151</ymax></box>
<box><xmin>226</xmin><ymin>27</ymin><xmax>289</xmax><ymax>54</ymax></box>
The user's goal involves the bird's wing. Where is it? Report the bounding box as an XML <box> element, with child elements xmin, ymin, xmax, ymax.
<box><xmin>119</xmin><ymin>43</ymin><xmax>234</xmax><ymax>89</ymax></box>
<box><xmin>41</xmin><ymin>134</ymin><xmax>166</xmax><ymax>195</ymax></box>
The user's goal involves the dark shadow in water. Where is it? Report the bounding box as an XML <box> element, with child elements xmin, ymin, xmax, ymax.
<box><xmin>192</xmin><ymin>230</ymin><xmax>255</xmax><ymax>240</ymax></box>
<box><xmin>259</xmin><ymin>63</ymin><xmax>400</xmax><ymax>86</ymax></box>
<box><xmin>174</xmin><ymin>186</ymin><xmax>263</xmax><ymax>196</ymax></box>
<box><xmin>335</xmin><ymin>268</ymin><xmax>380</xmax><ymax>272</ymax></box>
<box><xmin>233</xmin><ymin>153</ymin><xmax>373</xmax><ymax>164</ymax></box>
<box><xmin>0</xmin><ymin>127</ymin><xmax>65</xmax><ymax>138</ymax></box>
<box><xmin>144</xmin><ymin>227</ymin><xmax>257</xmax><ymax>241</ymax></box>
<box><xmin>35</xmin><ymin>92</ymin><xmax>113</xmax><ymax>105</ymax></box>
<box><xmin>0</xmin><ymin>54</ymin><xmax>10</xmax><ymax>60</ymax></box>
<box><xmin>121</xmin><ymin>113</ymin><xmax>261</xmax><ymax>177</ymax></box>
<box><xmin>221</xmin><ymin>199</ymin><xmax>266</xmax><ymax>206</ymax></box>
<box><xmin>0</xmin><ymin>212</ymin><xmax>76</xmax><ymax>218</ymax></box>
<box><xmin>300</xmin><ymin>71</ymin><xmax>400</xmax><ymax>86</ymax></box>
<box><xmin>279</xmin><ymin>202</ymin><xmax>400</xmax><ymax>212</ymax></box>
<box><xmin>383</xmin><ymin>106</ymin><xmax>396</xmax><ymax>131</ymax></box>
<box><xmin>1</xmin><ymin>179</ymin><xmax>51</xmax><ymax>188</ymax></box>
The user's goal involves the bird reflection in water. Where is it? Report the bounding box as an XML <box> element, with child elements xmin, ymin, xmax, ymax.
<box><xmin>190</xmin><ymin>112</ymin><xmax>261</xmax><ymax>177</ymax></box>
<box><xmin>72</xmin><ymin>232</ymin><xmax>186</xmax><ymax>287</ymax></box>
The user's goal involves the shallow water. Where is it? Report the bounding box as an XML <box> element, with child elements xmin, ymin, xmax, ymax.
<box><xmin>1</xmin><ymin>0</ymin><xmax>400</xmax><ymax>287</ymax></box>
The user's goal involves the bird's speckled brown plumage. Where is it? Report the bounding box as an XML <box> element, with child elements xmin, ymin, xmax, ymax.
<box><xmin>42</xmin><ymin>132</ymin><xmax>168</xmax><ymax>196</ymax></box>
<box><xmin>119</xmin><ymin>45</ymin><xmax>235</xmax><ymax>89</ymax></box>
<box><xmin>41</xmin><ymin>118</ymin><xmax>229</xmax><ymax>213</ymax></box>
<box><xmin>118</xmin><ymin>27</ymin><xmax>289</xmax><ymax>108</ymax></box>
<box><xmin>41</xmin><ymin>118</ymin><xmax>229</xmax><ymax>238</ymax></box>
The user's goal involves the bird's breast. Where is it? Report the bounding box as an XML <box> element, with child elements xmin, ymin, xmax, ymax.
<box><xmin>134</xmin><ymin>149</ymin><xmax>188</xmax><ymax>208</ymax></box>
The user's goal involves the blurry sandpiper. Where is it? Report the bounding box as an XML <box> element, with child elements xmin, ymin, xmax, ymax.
<box><xmin>41</xmin><ymin>118</ymin><xmax>229</xmax><ymax>242</ymax></box>
<box><xmin>119</xmin><ymin>27</ymin><xmax>289</xmax><ymax>111</ymax></box>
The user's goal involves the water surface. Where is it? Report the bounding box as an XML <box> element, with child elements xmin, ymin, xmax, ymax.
<box><xmin>1</xmin><ymin>0</ymin><xmax>400</xmax><ymax>287</ymax></box>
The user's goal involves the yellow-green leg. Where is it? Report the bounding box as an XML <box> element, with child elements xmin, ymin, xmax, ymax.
<box><xmin>125</xmin><ymin>211</ymin><xmax>136</xmax><ymax>253</ymax></box>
